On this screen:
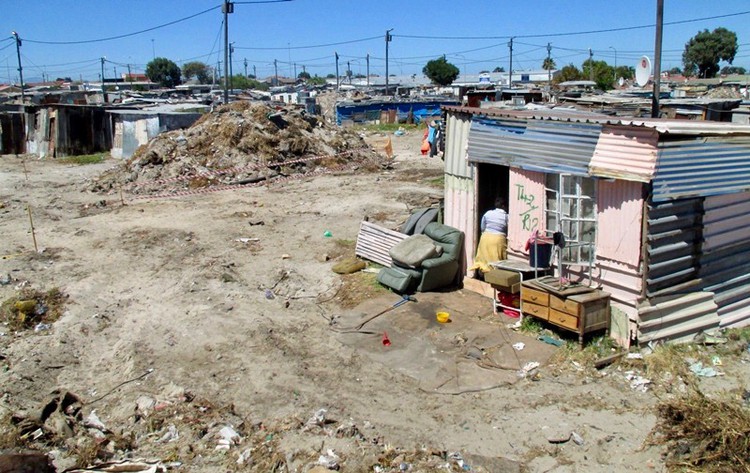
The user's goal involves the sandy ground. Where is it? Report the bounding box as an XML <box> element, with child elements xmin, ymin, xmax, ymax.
<box><xmin>1</xmin><ymin>129</ymin><xmax>748</xmax><ymax>472</ymax></box>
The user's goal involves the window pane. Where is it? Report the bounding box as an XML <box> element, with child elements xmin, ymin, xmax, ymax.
<box><xmin>581</xmin><ymin>221</ymin><xmax>596</xmax><ymax>243</ymax></box>
<box><xmin>581</xmin><ymin>243</ymin><xmax>593</xmax><ymax>262</ymax></box>
<box><xmin>546</xmin><ymin>173</ymin><xmax>558</xmax><ymax>190</ymax></box>
<box><xmin>581</xmin><ymin>198</ymin><xmax>596</xmax><ymax>218</ymax></box>
<box><xmin>581</xmin><ymin>177</ymin><xmax>595</xmax><ymax>197</ymax></box>
<box><xmin>563</xmin><ymin>176</ymin><xmax>577</xmax><ymax>195</ymax></box>
<box><xmin>562</xmin><ymin>198</ymin><xmax>575</xmax><ymax>218</ymax></box>
<box><xmin>546</xmin><ymin>190</ymin><xmax>557</xmax><ymax>211</ymax></box>
<box><xmin>546</xmin><ymin>213</ymin><xmax>558</xmax><ymax>233</ymax></box>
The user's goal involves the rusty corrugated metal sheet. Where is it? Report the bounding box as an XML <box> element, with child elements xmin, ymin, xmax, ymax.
<box><xmin>443</xmin><ymin>110</ymin><xmax>473</xmax><ymax>179</ymax></box>
<box><xmin>467</xmin><ymin>118</ymin><xmax>601</xmax><ymax>175</ymax></box>
<box><xmin>508</xmin><ymin>168</ymin><xmax>545</xmax><ymax>253</ymax></box>
<box><xmin>444</xmin><ymin>174</ymin><xmax>476</xmax><ymax>274</ymax></box>
<box><xmin>596</xmin><ymin>179</ymin><xmax>644</xmax><ymax>267</ymax></box>
<box><xmin>653</xmin><ymin>136</ymin><xmax>750</xmax><ymax>202</ymax></box>
<box><xmin>589</xmin><ymin>126</ymin><xmax>658</xmax><ymax>182</ymax></box>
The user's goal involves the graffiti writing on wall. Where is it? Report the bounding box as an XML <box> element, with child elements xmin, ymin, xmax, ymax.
<box><xmin>515</xmin><ymin>183</ymin><xmax>539</xmax><ymax>231</ymax></box>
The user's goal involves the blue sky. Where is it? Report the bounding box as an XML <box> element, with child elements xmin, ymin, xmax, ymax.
<box><xmin>2</xmin><ymin>0</ymin><xmax>749</xmax><ymax>83</ymax></box>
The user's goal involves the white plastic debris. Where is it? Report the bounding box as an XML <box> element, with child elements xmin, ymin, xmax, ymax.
<box><xmin>626</xmin><ymin>353</ymin><xmax>643</xmax><ymax>360</ymax></box>
<box><xmin>571</xmin><ymin>431</ymin><xmax>585</xmax><ymax>445</ymax></box>
<box><xmin>158</xmin><ymin>424</ymin><xmax>179</xmax><ymax>443</ymax></box>
<box><xmin>518</xmin><ymin>361</ymin><xmax>540</xmax><ymax>377</ymax></box>
<box><xmin>235</xmin><ymin>237</ymin><xmax>260</xmax><ymax>243</ymax></box>
<box><xmin>236</xmin><ymin>448</ymin><xmax>253</xmax><ymax>465</ymax></box>
<box><xmin>625</xmin><ymin>371</ymin><xmax>652</xmax><ymax>392</ymax></box>
<box><xmin>84</xmin><ymin>410</ymin><xmax>107</xmax><ymax>432</ymax></box>
<box><xmin>307</xmin><ymin>408</ymin><xmax>327</xmax><ymax>426</ymax></box>
<box><xmin>512</xmin><ymin>342</ymin><xmax>525</xmax><ymax>351</ymax></box>
<box><xmin>318</xmin><ymin>449</ymin><xmax>339</xmax><ymax>469</ymax></box>
<box><xmin>216</xmin><ymin>425</ymin><xmax>241</xmax><ymax>451</ymax></box>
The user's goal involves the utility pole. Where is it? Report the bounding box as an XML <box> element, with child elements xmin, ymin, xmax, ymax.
<box><xmin>127</xmin><ymin>63</ymin><xmax>132</xmax><ymax>83</ymax></box>
<box><xmin>11</xmin><ymin>31</ymin><xmax>24</xmax><ymax>104</ymax></box>
<box><xmin>652</xmin><ymin>0</ymin><xmax>664</xmax><ymax>118</ymax></box>
<box><xmin>335</xmin><ymin>52</ymin><xmax>339</xmax><ymax>90</ymax></box>
<box><xmin>273</xmin><ymin>59</ymin><xmax>278</xmax><ymax>86</ymax></box>
<box><xmin>253</xmin><ymin>65</ymin><xmax>256</xmax><ymax>79</ymax></box>
<box><xmin>100</xmin><ymin>57</ymin><xmax>105</xmax><ymax>88</ymax></box>
<box><xmin>366</xmin><ymin>53</ymin><xmax>370</xmax><ymax>87</ymax></box>
<box><xmin>229</xmin><ymin>42</ymin><xmax>235</xmax><ymax>91</ymax></box>
<box><xmin>113</xmin><ymin>67</ymin><xmax>118</xmax><ymax>89</ymax></box>
<box><xmin>222</xmin><ymin>0</ymin><xmax>234</xmax><ymax>104</ymax></box>
<box><xmin>385</xmin><ymin>29</ymin><xmax>393</xmax><ymax>96</ymax></box>
<box><xmin>244</xmin><ymin>58</ymin><xmax>247</xmax><ymax>77</ymax></box>
<box><xmin>347</xmin><ymin>61</ymin><xmax>351</xmax><ymax>83</ymax></box>
<box><xmin>609</xmin><ymin>46</ymin><xmax>617</xmax><ymax>85</ymax></box>
<box><xmin>588</xmin><ymin>48</ymin><xmax>594</xmax><ymax>82</ymax></box>
<box><xmin>546</xmin><ymin>43</ymin><xmax>552</xmax><ymax>85</ymax></box>
<box><xmin>293</xmin><ymin>63</ymin><xmax>297</xmax><ymax>79</ymax></box>
<box><xmin>508</xmin><ymin>37</ymin><xmax>513</xmax><ymax>88</ymax></box>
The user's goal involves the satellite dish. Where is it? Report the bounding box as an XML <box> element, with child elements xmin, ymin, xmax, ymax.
<box><xmin>618</xmin><ymin>77</ymin><xmax>625</xmax><ymax>87</ymax></box>
<box><xmin>635</xmin><ymin>56</ymin><xmax>652</xmax><ymax>87</ymax></box>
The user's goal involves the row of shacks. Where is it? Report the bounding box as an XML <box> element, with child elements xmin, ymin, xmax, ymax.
<box><xmin>0</xmin><ymin>103</ymin><xmax>204</xmax><ymax>159</ymax></box>
<box><xmin>442</xmin><ymin>105</ymin><xmax>750</xmax><ymax>345</ymax></box>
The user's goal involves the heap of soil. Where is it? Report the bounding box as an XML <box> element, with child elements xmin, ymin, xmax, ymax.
<box><xmin>91</xmin><ymin>101</ymin><xmax>386</xmax><ymax>195</ymax></box>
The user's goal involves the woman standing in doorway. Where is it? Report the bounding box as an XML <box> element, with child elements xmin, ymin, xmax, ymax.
<box><xmin>470</xmin><ymin>197</ymin><xmax>508</xmax><ymax>276</ymax></box>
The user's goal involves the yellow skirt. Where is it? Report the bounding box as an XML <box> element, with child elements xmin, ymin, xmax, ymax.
<box><xmin>469</xmin><ymin>232</ymin><xmax>507</xmax><ymax>274</ymax></box>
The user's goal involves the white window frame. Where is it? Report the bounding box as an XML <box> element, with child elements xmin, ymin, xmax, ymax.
<box><xmin>544</xmin><ymin>173</ymin><xmax>597</xmax><ymax>265</ymax></box>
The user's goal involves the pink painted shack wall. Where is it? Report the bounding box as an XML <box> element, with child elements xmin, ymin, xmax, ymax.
<box><xmin>596</xmin><ymin>179</ymin><xmax>644</xmax><ymax>268</ymax></box>
<box><xmin>508</xmin><ymin>168</ymin><xmax>546</xmax><ymax>254</ymax></box>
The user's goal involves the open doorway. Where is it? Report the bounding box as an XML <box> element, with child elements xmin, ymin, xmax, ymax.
<box><xmin>472</xmin><ymin>162</ymin><xmax>510</xmax><ymax>270</ymax></box>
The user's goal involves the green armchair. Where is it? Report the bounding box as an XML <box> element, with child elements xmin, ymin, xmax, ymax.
<box><xmin>377</xmin><ymin>222</ymin><xmax>465</xmax><ymax>293</ymax></box>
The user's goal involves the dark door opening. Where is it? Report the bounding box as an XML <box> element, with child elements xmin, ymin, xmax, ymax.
<box><xmin>475</xmin><ymin>163</ymin><xmax>510</xmax><ymax>247</ymax></box>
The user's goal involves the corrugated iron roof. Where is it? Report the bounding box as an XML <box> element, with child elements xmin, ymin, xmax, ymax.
<box><xmin>442</xmin><ymin>105</ymin><xmax>750</xmax><ymax>136</ymax></box>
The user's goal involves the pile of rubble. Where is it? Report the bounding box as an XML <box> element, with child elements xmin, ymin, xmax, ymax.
<box><xmin>91</xmin><ymin>101</ymin><xmax>386</xmax><ymax>195</ymax></box>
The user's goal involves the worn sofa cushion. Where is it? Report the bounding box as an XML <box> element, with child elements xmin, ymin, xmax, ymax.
<box><xmin>389</xmin><ymin>234</ymin><xmax>443</xmax><ymax>268</ymax></box>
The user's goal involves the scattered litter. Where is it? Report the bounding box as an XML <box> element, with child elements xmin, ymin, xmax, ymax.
<box><xmin>318</xmin><ymin>449</ymin><xmax>339</xmax><ymax>469</ymax></box>
<box><xmin>216</xmin><ymin>425</ymin><xmax>241</xmax><ymax>451</ymax></box>
<box><xmin>83</xmin><ymin>410</ymin><xmax>107</xmax><ymax>432</ymax></box>
<box><xmin>33</xmin><ymin>323</ymin><xmax>51</xmax><ymax>332</ymax></box>
<box><xmin>546</xmin><ymin>431</ymin><xmax>571</xmax><ymax>444</ymax></box>
<box><xmin>626</xmin><ymin>353</ymin><xmax>644</xmax><ymax>360</ymax></box>
<box><xmin>518</xmin><ymin>361</ymin><xmax>540</xmax><ymax>378</ymax></box>
<box><xmin>264</xmin><ymin>289</ymin><xmax>275</xmax><ymax>300</ymax></box>
<box><xmin>625</xmin><ymin>371</ymin><xmax>652</xmax><ymax>392</ymax></box>
<box><xmin>507</xmin><ymin>320</ymin><xmax>522</xmax><ymax>330</ymax></box>
<box><xmin>64</xmin><ymin>459</ymin><xmax>167</xmax><ymax>473</ymax></box>
<box><xmin>571</xmin><ymin>431</ymin><xmax>585</xmax><ymax>445</ymax></box>
<box><xmin>693</xmin><ymin>332</ymin><xmax>728</xmax><ymax>345</ymax></box>
<box><xmin>281</xmin><ymin>254</ymin><xmax>291</xmax><ymax>259</ymax></box>
<box><xmin>307</xmin><ymin>408</ymin><xmax>328</xmax><ymax>427</ymax></box>
<box><xmin>448</xmin><ymin>452</ymin><xmax>470</xmax><ymax>471</ymax></box>
<box><xmin>362</xmin><ymin>267</ymin><xmax>380</xmax><ymax>274</ymax></box>
<box><xmin>323</xmin><ymin>230</ymin><xmax>333</xmax><ymax>238</ymax></box>
<box><xmin>158</xmin><ymin>424</ymin><xmax>179</xmax><ymax>443</ymax></box>
<box><xmin>512</xmin><ymin>342</ymin><xmax>525</xmax><ymax>351</ymax></box>
<box><xmin>0</xmin><ymin>274</ymin><xmax>11</xmax><ymax>285</ymax></box>
<box><xmin>712</xmin><ymin>355</ymin><xmax>722</xmax><ymax>366</ymax></box>
<box><xmin>237</xmin><ymin>449</ymin><xmax>253</xmax><ymax>465</ymax></box>
<box><xmin>394</xmin><ymin>128</ymin><xmax>405</xmax><ymax>136</ymax></box>
<box><xmin>382</xmin><ymin>331</ymin><xmax>391</xmax><ymax>347</ymax></box>
<box><xmin>689</xmin><ymin>361</ymin><xmax>722</xmax><ymax>377</ymax></box>
<box><xmin>399</xmin><ymin>462</ymin><xmax>411</xmax><ymax>471</ymax></box>
<box><xmin>235</xmin><ymin>237</ymin><xmax>260</xmax><ymax>243</ymax></box>
<box><xmin>538</xmin><ymin>335</ymin><xmax>564</xmax><ymax>346</ymax></box>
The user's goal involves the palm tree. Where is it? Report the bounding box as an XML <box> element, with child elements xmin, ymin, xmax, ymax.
<box><xmin>542</xmin><ymin>57</ymin><xmax>557</xmax><ymax>71</ymax></box>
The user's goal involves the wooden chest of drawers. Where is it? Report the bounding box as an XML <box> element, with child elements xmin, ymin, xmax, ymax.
<box><xmin>521</xmin><ymin>280</ymin><xmax>610</xmax><ymax>345</ymax></box>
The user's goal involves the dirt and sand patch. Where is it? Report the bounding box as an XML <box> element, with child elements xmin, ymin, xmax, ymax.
<box><xmin>3</xmin><ymin>109</ymin><xmax>750</xmax><ymax>471</ymax></box>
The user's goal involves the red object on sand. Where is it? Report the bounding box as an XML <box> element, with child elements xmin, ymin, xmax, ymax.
<box><xmin>382</xmin><ymin>331</ymin><xmax>391</xmax><ymax>346</ymax></box>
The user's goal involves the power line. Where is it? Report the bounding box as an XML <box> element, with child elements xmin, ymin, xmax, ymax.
<box><xmin>235</xmin><ymin>35</ymin><xmax>381</xmax><ymax>51</ymax></box>
<box><xmin>393</xmin><ymin>10</ymin><xmax>750</xmax><ymax>41</ymax></box>
<box><xmin>23</xmin><ymin>5</ymin><xmax>221</xmax><ymax>45</ymax></box>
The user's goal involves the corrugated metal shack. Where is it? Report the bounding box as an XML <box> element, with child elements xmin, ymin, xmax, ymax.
<box><xmin>24</xmin><ymin>104</ymin><xmax>111</xmax><ymax>158</ymax></box>
<box><xmin>336</xmin><ymin>98</ymin><xmax>458</xmax><ymax>125</ymax></box>
<box><xmin>442</xmin><ymin>105</ymin><xmax>750</xmax><ymax>344</ymax></box>
<box><xmin>109</xmin><ymin>108</ymin><xmax>206</xmax><ymax>159</ymax></box>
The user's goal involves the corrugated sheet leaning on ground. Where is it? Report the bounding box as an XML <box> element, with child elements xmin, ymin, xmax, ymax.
<box><xmin>466</xmin><ymin>118</ymin><xmax>601</xmax><ymax>175</ymax></box>
<box><xmin>589</xmin><ymin>125</ymin><xmax>659</xmax><ymax>183</ymax></box>
<box><xmin>652</xmin><ymin>136</ymin><xmax>750</xmax><ymax>202</ymax></box>
<box><xmin>354</xmin><ymin>221</ymin><xmax>408</xmax><ymax>268</ymax></box>
<box><xmin>701</xmin><ymin>191</ymin><xmax>750</xmax><ymax>326</ymax></box>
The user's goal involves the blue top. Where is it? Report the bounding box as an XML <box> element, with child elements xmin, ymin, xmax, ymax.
<box><xmin>481</xmin><ymin>208</ymin><xmax>508</xmax><ymax>235</ymax></box>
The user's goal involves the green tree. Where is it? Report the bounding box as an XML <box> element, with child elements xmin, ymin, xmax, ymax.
<box><xmin>553</xmin><ymin>64</ymin><xmax>582</xmax><ymax>84</ymax></box>
<box><xmin>307</xmin><ymin>75</ymin><xmax>327</xmax><ymax>86</ymax></box>
<box><xmin>721</xmin><ymin>65</ymin><xmax>747</xmax><ymax>75</ymax></box>
<box><xmin>298</xmin><ymin>71</ymin><xmax>311</xmax><ymax>80</ymax></box>
<box><xmin>326</xmin><ymin>73</ymin><xmax>336</xmax><ymax>79</ymax></box>
<box><xmin>667</xmin><ymin>66</ymin><xmax>683</xmax><ymax>76</ymax></box>
<box><xmin>615</xmin><ymin>66</ymin><xmax>634</xmax><ymax>80</ymax></box>
<box><xmin>493</xmin><ymin>66</ymin><xmax>505</xmax><ymax>73</ymax></box>
<box><xmin>182</xmin><ymin>61</ymin><xmax>211</xmax><ymax>84</ymax></box>
<box><xmin>582</xmin><ymin>59</ymin><xmax>616</xmax><ymax>90</ymax></box>
<box><xmin>542</xmin><ymin>57</ymin><xmax>557</xmax><ymax>71</ymax></box>
<box><xmin>422</xmin><ymin>56</ymin><xmax>460</xmax><ymax>86</ymax></box>
<box><xmin>146</xmin><ymin>57</ymin><xmax>182</xmax><ymax>87</ymax></box>
<box><xmin>682</xmin><ymin>27</ymin><xmax>738</xmax><ymax>78</ymax></box>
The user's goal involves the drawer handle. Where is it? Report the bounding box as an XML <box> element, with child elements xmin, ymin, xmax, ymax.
<box><xmin>530</xmin><ymin>296</ymin><xmax>538</xmax><ymax>301</ymax></box>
